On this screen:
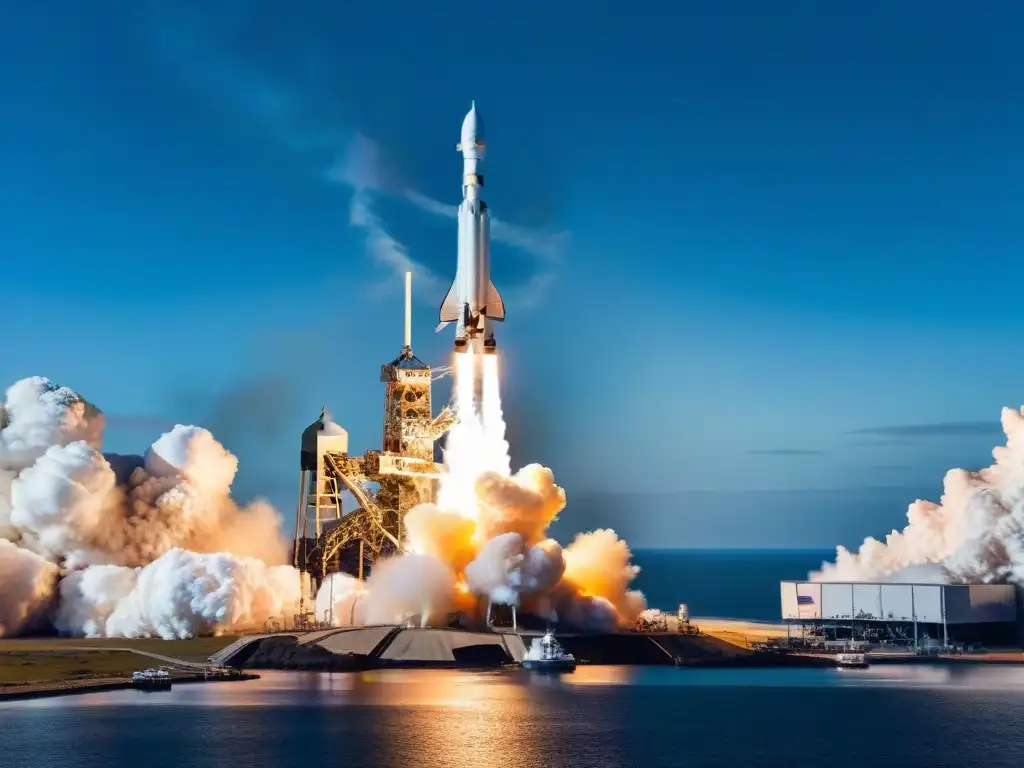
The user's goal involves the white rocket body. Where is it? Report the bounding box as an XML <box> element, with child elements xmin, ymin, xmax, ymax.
<box><xmin>436</xmin><ymin>101</ymin><xmax>505</xmax><ymax>353</ymax></box>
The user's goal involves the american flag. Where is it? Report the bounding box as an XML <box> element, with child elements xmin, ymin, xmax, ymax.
<box><xmin>797</xmin><ymin>595</ymin><xmax>815</xmax><ymax>605</ymax></box>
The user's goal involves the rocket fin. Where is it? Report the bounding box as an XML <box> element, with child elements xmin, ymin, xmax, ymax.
<box><xmin>484</xmin><ymin>280</ymin><xmax>505</xmax><ymax>321</ymax></box>
<box><xmin>438</xmin><ymin>278</ymin><xmax>461</xmax><ymax>325</ymax></box>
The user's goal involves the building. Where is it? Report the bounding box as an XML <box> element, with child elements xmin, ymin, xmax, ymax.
<box><xmin>780</xmin><ymin>580</ymin><xmax>1019</xmax><ymax>648</ymax></box>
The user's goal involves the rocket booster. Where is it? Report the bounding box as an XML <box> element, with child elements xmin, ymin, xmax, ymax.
<box><xmin>436</xmin><ymin>101</ymin><xmax>505</xmax><ymax>354</ymax></box>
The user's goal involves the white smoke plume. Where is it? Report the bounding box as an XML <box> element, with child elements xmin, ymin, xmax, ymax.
<box><xmin>814</xmin><ymin>405</ymin><xmax>1024</xmax><ymax>586</ymax></box>
<box><xmin>314</xmin><ymin>556</ymin><xmax>458</xmax><ymax>628</ymax></box>
<box><xmin>0</xmin><ymin>377</ymin><xmax>300</xmax><ymax>638</ymax></box>
<box><xmin>56</xmin><ymin>548</ymin><xmax>300</xmax><ymax>639</ymax></box>
<box><xmin>314</xmin><ymin>571</ymin><xmax>368</xmax><ymax>627</ymax></box>
<box><xmin>359</xmin><ymin>554</ymin><xmax>458</xmax><ymax>627</ymax></box>
<box><xmin>0</xmin><ymin>538</ymin><xmax>59</xmax><ymax>637</ymax></box>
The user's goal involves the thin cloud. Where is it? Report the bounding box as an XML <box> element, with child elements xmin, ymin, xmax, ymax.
<box><xmin>403</xmin><ymin>190</ymin><xmax>458</xmax><ymax>218</ymax></box>
<box><xmin>330</xmin><ymin>135</ymin><xmax>443</xmax><ymax>296</ymax></box>
<box><xmin>847</xmin><ymin>421</ymin><xmax>997</xmax><ymax>438</ymax></box>
<box><xmin>848</xmin><ymin>438</ymin><xmax>917</xmax><ymax>448</ymax></box>
<box><xmin>490</xmin><ymin>219</ymin><xmax>567</xmax><ymax>263</ymax></box>
<box><xmin>747</xmin><ymin>448</ymin><xmax>827</xmax><ymax>456</ymax></box>
<box><xmin>349</xmin><ymin>190</ymin><xmax>443</xmax><ymax>297</ymax></box>
<box><xmin>151</xmin><ymin>7</ymin><xmax>566</xmax><ymax>310</ymax></box>
<box><xmin>401</xmin><ymin>187</ymin><xmax>564</xmax><ymax>309</ymax></box>
<box><xmin>403</xmin><ymin>190</ymin><xmax>567</xmax><ymax>263</ymax></box>
<box><xmin>511</xmin><ymin>271</ymin><xmax>556</xmax><ymax>310</ymax></box>
<box><xmin>152</xmin><ymin>16</ymin><xmax>448</xmax><ymax>300</ymax></box>
<box><xmin>327</xmin><ymin>137</ymin><xmax>564</xmax><ymax>308</ymax></box>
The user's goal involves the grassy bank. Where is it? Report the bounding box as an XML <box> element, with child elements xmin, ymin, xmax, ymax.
<box><xmin>0</xmin><ymin>636</ymin><xmax>240</xmax><ymax>663</ymax></box>
<box><xmin>0</xmin><ymin>650</ymin><xmax>156</xmax><ymax>686</ymax></box>
<box><xmin>0</xmin><ymin>636</ymin><xmax>242</xmax><ymax>694</ymax></box>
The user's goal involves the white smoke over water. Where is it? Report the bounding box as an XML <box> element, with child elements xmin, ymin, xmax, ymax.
<box><xmin>0</xmin><ymin>376</ymin><xmax>301</xmax><ymax>639</ymax></box>
<box><xmin>814</xmin><ymin>405</ymin><xmax>1024</xmax><ymax>587</ymax></box>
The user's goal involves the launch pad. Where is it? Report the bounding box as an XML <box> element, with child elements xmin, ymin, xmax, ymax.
<box><xmin>292</xmin><ymin>273</ymin><xmax>454</xmax><ymax>614</ymax></box>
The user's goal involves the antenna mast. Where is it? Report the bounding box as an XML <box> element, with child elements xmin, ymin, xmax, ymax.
<box><xmin>404</xmin><ymin>271</ymin><xmax>412</xmax><ymax>350</ymax></box>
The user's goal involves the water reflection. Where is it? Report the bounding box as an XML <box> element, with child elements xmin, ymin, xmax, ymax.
<box><xmin>7</xmin><ymin>663</ymin><xmax>1024</xmax><ymax>712</ymax></box>
<box><xmin>4</xmin><ymin>667</ymin><xmax>1024</xmax><ymax>768</ymax></box>
<box><xmin>529</xmin><ymin>666</ymin><xmax>636</xmax><ymax>687</ymax></box>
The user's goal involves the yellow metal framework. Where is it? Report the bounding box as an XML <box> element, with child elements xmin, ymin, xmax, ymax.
<box><xmin>300</xmin><ymin>351</ymin><xmax>456</xmax><ymax>583</ymax></box>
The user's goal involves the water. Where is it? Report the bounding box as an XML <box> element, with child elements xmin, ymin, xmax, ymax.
<box><xmin>3</xmin><ymin>667</ymin><xmax>1024</xmax><ymax>767</ymax></box>
<box><xmin>632</xmin><ymin>548</ymin><xmax>832</xmax><ymax>619</ymax></box>
<box><xmin>3</xmin><ymin>549</ymin><xmax>1017</xmax><ymax>767</ymax></box>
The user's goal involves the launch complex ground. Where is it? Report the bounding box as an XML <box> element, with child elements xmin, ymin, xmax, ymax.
<box><xmin>7</xmin><ymin>618</ymin><xmax>1024</xmax><ymax>700</ymax></box>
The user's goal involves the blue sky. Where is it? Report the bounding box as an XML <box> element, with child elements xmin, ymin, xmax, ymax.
<box><xmin>1</xmin><ymin>1</ymin><xmax>1022</xmax><ymax>548</ymax></box>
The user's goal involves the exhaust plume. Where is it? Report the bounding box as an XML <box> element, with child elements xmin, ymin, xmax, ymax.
<box><xmin>316</xmin><ymin>352</ymin><xmax>646</xmax><ymax>630</ymax></box>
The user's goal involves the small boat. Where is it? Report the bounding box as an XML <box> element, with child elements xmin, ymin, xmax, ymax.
<box><xmin>521</xmin><ymin>631</ymin><xmax>576</xmax><ymax>672</ymax></box>
<box><xmin>132</xmin><ymin>668</ymin><xmax>173</xmax><ymax>690</ymax></box>
<box><xmin>835</xmin><ymin>652</ymin><xmax>870</xmax><ymax>669</ymax></box>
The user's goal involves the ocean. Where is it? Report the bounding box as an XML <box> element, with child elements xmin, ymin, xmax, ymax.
<box><xmin>4</xmin><ymin>548</ymin><xmax>1018</xmax><ymax>768</ymax></box>
<box><xmin>631</xmin><ymin>548</ymin><xmax>833</xmax><ymax>620</ymax></box>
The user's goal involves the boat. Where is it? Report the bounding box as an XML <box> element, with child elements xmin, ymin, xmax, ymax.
<box><xmin>132</xmin><ymin>668</ymin><xmax>173</xmax><ymax>690</ymax></box>
<box><xmin>521</xmin><ymin>631</ymin><xmax>577</xmax><ymax>672</ymax></box>
<box><xmin>835</xmin><ymin>652</ymin><xmax>870</xmax><ymax>669</ymax></box>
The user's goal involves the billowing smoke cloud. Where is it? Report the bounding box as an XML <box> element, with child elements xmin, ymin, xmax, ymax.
<box><xmin>814</xmin><ymin>405</ymin><xmax>1024</xmax><ymax>586</ymax></box>
<box><xmin>315</xmin><ymin>353</ymin><xmax>647</xmax><ymax>631</ymax></box>
<box><xmin>314</xmin><ymin>571</ymin><xmax>368</xmax><ymax>627</ymax></box>
<box><xmin>0</xmin><ymin>377</ymin><xmax>300</xmax><ymax>638</ymax></box>
<box><xmin>55</xmin><ymin>548</ymin><xmax>300</xmax><ymax>639</ymax></box>
<box><xmin>359</xmin><ymin>554</ymin><xmax>458</xmax><ymax>626</ymax></box>
<box><xmin>0</xmin><ymin>538</ymin><xmax>59</xmax><ymax>637</ymax></box>
<box><xmin>314</xmin><ymin>556</ymin><xmax>461</xmax><ymax>628</ymax></box>
<box><xmin>562</xmin><ymin>529</ymin><xmax>646</xmax><ymax>620</ymax></box>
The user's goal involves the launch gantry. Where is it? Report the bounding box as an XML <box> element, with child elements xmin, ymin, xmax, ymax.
<box><xmin>293</xmin><ymin>272</ymin><xmax>455</xmax><ymax>606</ymax></box>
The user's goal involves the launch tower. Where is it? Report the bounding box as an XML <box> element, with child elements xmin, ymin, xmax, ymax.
<box><xmin>293</xmin><ymin>272</ymin><xmax>455</xmax><ymax>620</ymax></box>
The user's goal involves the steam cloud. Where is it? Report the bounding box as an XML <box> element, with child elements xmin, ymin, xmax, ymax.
<box><xmin>0</xmin><ymin>377</ymin><xmax>300</xmax><ymax>639</ymax></box>
<box><xmin>814</xmin><ymin>405</ymin><xmax>1024</xmax><ymax>587</ymax></box>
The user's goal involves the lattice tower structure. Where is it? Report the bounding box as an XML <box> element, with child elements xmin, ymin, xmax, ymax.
<box><xmin>294</xmin><ymin>273</ymin><xmax>456</xmax><ymax>598</ymax></box>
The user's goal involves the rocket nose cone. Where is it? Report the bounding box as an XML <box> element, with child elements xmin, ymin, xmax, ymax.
<box><xmin>461</xmin><ymin>102</ymin><xmax>484</xmax><ymax>147</ymax></box>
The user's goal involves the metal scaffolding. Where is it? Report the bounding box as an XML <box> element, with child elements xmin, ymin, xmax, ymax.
<box><xmin>292</xmin><ymin>272</ymin><xmax>455</xmax><ymax>622</ymax></box>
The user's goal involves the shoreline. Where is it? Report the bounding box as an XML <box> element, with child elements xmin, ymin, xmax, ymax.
<box><xmin>5</xmin><ymin>615</ymin><xmax>1023</xmax><ymax>701</ymax></box>
<box><xmin>0</xmin><ymin>672</ymin><xmax>261</xmax><ymax>702</ymax></box>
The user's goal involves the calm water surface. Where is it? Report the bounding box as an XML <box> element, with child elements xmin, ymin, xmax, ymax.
<box><xmin>2</xmin><ymin>666</ymin><xmax>1023</xmax><ymax>768</ymax></box>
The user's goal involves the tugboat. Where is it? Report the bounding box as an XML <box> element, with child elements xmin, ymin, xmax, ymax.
<box><xmin>521</xmin><ymin>631</ymin><xmax>577</xmax><ymax>672</ymax></box>
<box><xmin>835</xmin><ymin>652</ymin><xmax>870</xmax><ymax>669</ymax></box>
<box><xmin>132</xmin><ymin>668</ymin><xmax>173</xmax><ymax>690</ymax></box>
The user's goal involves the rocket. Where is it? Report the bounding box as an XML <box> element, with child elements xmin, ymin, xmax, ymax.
<box><xmin>436</xmin><ymin>101</ymin><xmax>505</xmax><ymax>354</ymax></box>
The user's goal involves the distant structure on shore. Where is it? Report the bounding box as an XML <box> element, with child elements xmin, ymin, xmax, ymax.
<box><xmin>780</xmin><ymin>580</ymin><xmax>1020</xmax><ymax>651</ymax></box>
